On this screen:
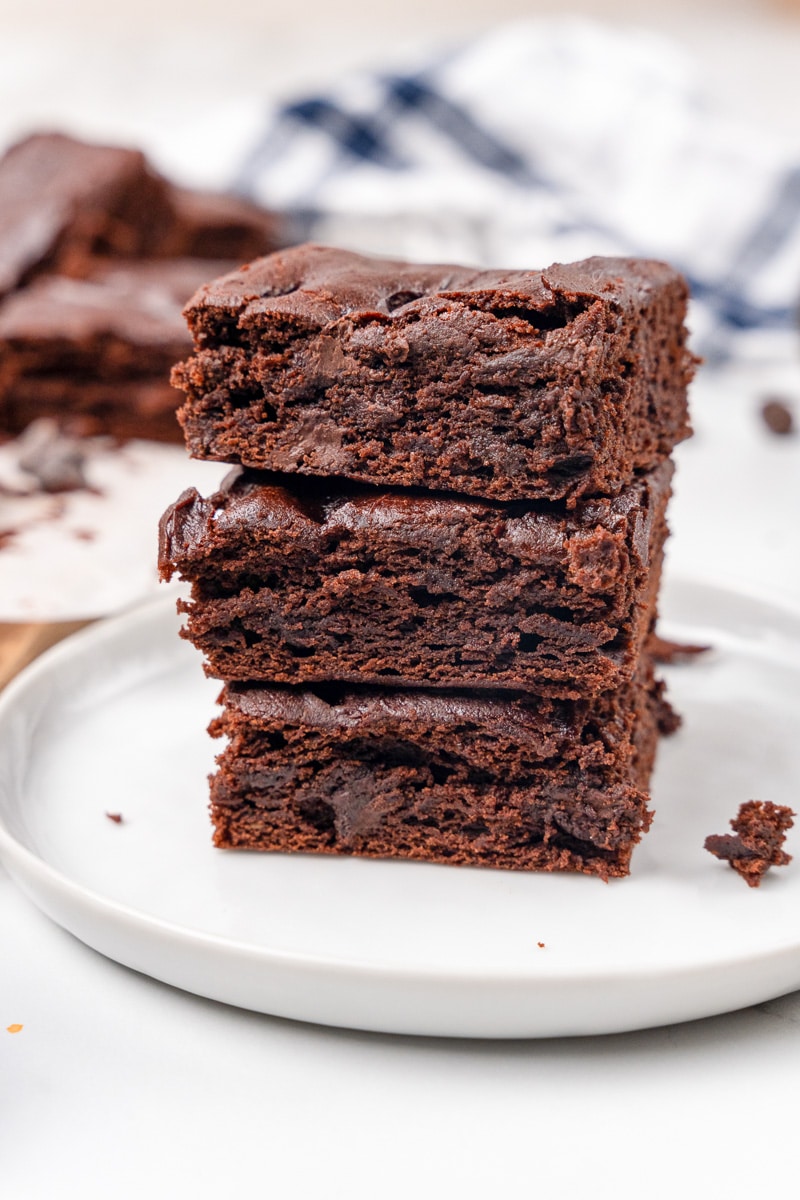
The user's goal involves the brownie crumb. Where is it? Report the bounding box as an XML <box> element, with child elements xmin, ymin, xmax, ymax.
<box><xmin>651</xmin><ymin>634</ymin><xmax>711</xmax><ymax>664</ymax></box>
<box><xmin>17</xmin><ymin>419</ymin><xmax>89</xmax><ymax>493</ymax></box>
<box><xmin>105</xmin><ymin>811</ymin><xmax>124</xmax><ymax>824</ymax></box>
<box><xmin>705</xmin><ymin>800</ymin><xmax>795</xmax><ymax>887</ymax></box>
<box><xmin>760</xmin><ymin>397</ymin><xmax>795</xmax><ymax>436</ymax></box>
<box><xmin>536</xmin><ymin>942</ymin><xmax>546</xmax><ymax>949</ymax></box>
<box><xmin>653</xmin><ymin>678</ymin><xmax>682</xmax><ymax>735</ymax></box>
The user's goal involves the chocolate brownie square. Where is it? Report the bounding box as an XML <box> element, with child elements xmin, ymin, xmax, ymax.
<box><xmin>0</xmin><ymin>258</ymin><xmax>235</xmax><ymax>441</ymax></box>
<box><xmin>0</xmin><ymin>132</ymin><xmax>173</xmax><ymax>297</ymax></box>
<box><xmin>208</xmin><ymin>660</ymin><xmax>661</xmax><ymax>879</ymax></box>
<box><xmin>159</xmin><ymin>460</ymin><xmax>671</xmax><ymax>697</ymax></box>
<box><xmin>174</xmin><ymin>245</ymin><xmax>694</xmax><ymax>503</ymax></box>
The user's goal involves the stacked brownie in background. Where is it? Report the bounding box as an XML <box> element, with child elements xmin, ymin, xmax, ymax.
<box><xmin>0</xmin><ymin>132</ymin><xmax>282</xmax><ymax>442</ymax></box>
<box><xmin>160</xmin><ymin>245</ymin><xmax>695</xmax><ymax>878</ymax></box>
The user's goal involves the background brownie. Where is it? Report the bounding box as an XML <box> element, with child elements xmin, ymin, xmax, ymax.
<box><xmin>0</xmin><ymin>132</ymin><xmax>173</xmax><ymax>297</ymax></box>
<box><xmin>0</xmin><ymin>131</ymin><xmax>284</xmax><ymax>442</ymax></box>
<box><xmin>0</xmin><ymin>258</ymin><xmax>235</xmax><ymax>440</ymax></box>
<box><xmin>208</xmin><ymin>662</ymin><xmax>660</xmax><ymax>879</ymax></box>
<box><xmin>160</xmin><ymin>461</ymin><xmax>672</xmax><ymax>696</ymax></box>
<box><xmin>174</xmin><ymin>245</ymin><xmax>694</xmax><ymax>503</ymax></box>
<box><xmin>158</xmin><ymin>185</ymin><xmax>283</xmax><ymax>261</ymax></box>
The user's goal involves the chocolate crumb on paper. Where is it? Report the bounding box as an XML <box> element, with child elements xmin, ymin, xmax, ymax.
<box><xmin>105</xmin><ymin>811</ymin><xmax>124</xmax><ymax>824</ymax></box>
<box><xmin>760</xmin><ymin>397</ymin><xmax>795</xmax><ymax>436</ymax></box>
<box><xmin>705</xmin><ymin>800</ymin><xmax>795</xmax><ymax>887</ymax></box>
<box><xmin>537</xmin><ymin>942</ymin><xmax>546</xmax><ymax>949</ymax></box>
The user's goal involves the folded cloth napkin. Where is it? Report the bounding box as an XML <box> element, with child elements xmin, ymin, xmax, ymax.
<box><xmin>235</xmin><ymin>17</ymin><xmax>800</xmax><ymax>363</ymax></box>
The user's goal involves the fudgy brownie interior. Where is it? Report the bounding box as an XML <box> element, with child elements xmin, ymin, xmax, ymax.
<box><xmin>209</xmin><ymin>660</ymin><xmax>661</xmax><ymax>879</ymax></box>
<box><xmin>160</xmin><ymin>461</ymin><xmax>671</xmax><ymax>695</ymax></box>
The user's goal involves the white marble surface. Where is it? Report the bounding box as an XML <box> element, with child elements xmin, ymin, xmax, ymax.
<box><xmin>3</xmin><ymin>3</ymin><xmax>800</xmax><ymax>1196</ymax></box>
<box><xmin>4</xmin><ymin>884</ymin><xmax>800</xmax><ymax>1200</ymax></box>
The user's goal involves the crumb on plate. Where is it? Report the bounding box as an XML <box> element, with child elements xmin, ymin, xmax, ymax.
<box><xmin>760</xmin><ymin>397</ymin><xmax>795</xmax><ymax>436</ymax></box>
<box><xmin>705</xmin><ymin>800</ymin><xmax>795</xmax><ymax>887</ymax></box>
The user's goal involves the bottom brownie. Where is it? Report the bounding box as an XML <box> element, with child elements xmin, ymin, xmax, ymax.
<box><xmin>209</xmin><ymin>663</ymin><xmax>661</xmax><ymax>879</ymax></box>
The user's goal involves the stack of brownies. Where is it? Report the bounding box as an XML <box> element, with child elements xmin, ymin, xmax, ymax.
<box><xmin>159</xmin><ymin>245</ymin><xmax>694</xmax><ymax>879</ymax></box>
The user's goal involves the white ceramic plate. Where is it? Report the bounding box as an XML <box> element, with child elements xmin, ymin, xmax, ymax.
<box><xmin>1</xmin><ymin>578</ymin><xmax>799</xmax><ymax>1038</ymax></box>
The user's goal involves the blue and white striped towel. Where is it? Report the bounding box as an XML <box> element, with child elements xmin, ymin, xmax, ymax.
<box><xmin>235</xmin><ymin>18</ymin><xmax>800</xmax><ymax>363</ymax></box>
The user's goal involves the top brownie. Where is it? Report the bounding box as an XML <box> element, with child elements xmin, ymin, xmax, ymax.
<box><xmin>175</xmin><ymin>245</ymin><xmax>694</xmax><ymax>503</ymax></box>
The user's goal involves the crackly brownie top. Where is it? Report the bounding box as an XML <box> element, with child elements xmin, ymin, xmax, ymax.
<box><xmin>183</xmin><ymin>243</ymin><xmax>687</xmax><ymax>340</ymax></box>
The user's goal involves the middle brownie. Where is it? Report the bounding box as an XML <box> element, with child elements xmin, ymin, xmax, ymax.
<box><xmin>159</xmin><ymin>459</ymin><xmax>672</xmax><ymax>698</ymax></box>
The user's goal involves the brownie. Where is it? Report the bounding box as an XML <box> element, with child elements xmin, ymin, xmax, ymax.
<box><xmin>208</xmin><ymin>661</ymin><xmax>660</xmax><ymax>879</ymax></box>
<box><xmin>0</xmin><ymin>259</ymin><xmax>235</xmax><ymax>441</ymax></box>
<box><xmin>705</xmin><ymin>801</ymin><xmax>795</xmax><ymax>887</ymax></box>
<box><xmin>158</xmin><ymin>185</ymin><xmax>283</xmax><ymax>261</ymax></box>
<box><xmin>159</xmin><ymin>460</ymin><xmax>671</xmax><ymax>696</ymax></box>
<box><xmin>174</xmin><ymin>245</ymin><xmax>694</xmax><ymax>503</ymax></box>
<box><xmin>0</xmin><ymin>132</ymin><xmax>173</xmax><ymax>297</ymax></box>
